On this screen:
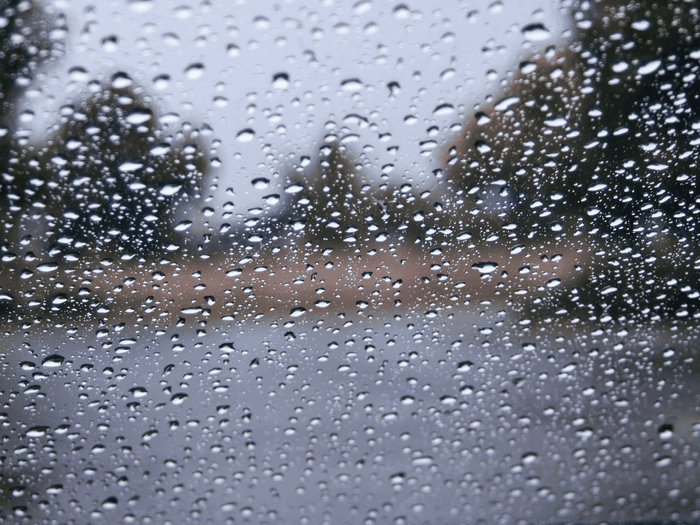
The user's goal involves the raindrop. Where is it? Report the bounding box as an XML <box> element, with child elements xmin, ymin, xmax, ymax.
<box><xmin>219</xmin><ymin>343</ymin><xmax>235</xmax><ymax>353</ymax></box>
<box><xmin>128</xmin><ymin>0</ymin><xmax>153</xmax><ymax>14</ymax></box>
<box><xmin>494</xmin><ymin>96</ymin><xmax>519</xmax><ymax>111</ymax></box>
<box><xmin>125</xmin><ymin>108</ymin><xmax>153</xmax><ymax>125</ymax></box>
<box><xmin>42</xmin><ymin>354</ymin><xmax>65</xmax><ymax>367</ymax></box>
<box><xmin>544</xmin><ymin>115</ymin><xmax>567</xmax><ymax>127</ymax></box>
<box><xmin>658</xmin><ymin>424</ymin><xmax>674</xmax><ymax>440</ymax></box>
<box><xmin>26</xmin><ymin>426</ymin><xmax>49</xmax><ymax>437</ymax></box>
<box><xmin>441</xmin><ymin>68</ymin><xmax>455</xmax><ymax>80</ymax></box>
<box><xmin>612</xmin><ymin>59</ymin><xmax>629</xmax><ymax>73</ymax></box>
<box><xmin>171</xmin><ymin>393</ymin><xmax>188</xmax><ymax>405</ymax></box>
<box><xmin>637</xmin><ymin>58</ymin><xmax>661</xmax><ymax>76</ymax></box>
<box><xmin>631</xmin><ymin>17</ymin><xmax>650</xmax><ymax>30</ymax></box>
<box><xmin>273</xmin><ymin>72</ymin><xmax>289</xmax><ymax>89</ymax></box>
<box><xmin>519</xmin><ymin>61</ymin><xmax>536</xmax><ymax>74</ymax></box>
<box><xmin>587</xmin><ymin>182</ymin><xmax>608</xmax><ymax>192</ymax></box>
<box><xmin>521</xmin><ymin>23</ymin><xmax>551</xmax><ymax>41</ymax></box>
<box><xmin>472</xmin><ymin>261</ymin><xmax>498</xmax><ymax>274</ymax></box>
<box><xmin>253</xmin><ymin>16</ymin><xmax>271</xmax><ymax>29</ymax></box>
<box><xmin>159</xmin><ymin>182</ymin><xmax>182</xmax><ymax>196</ymax></box>
<box><xmin>475</xmin><ymin>140</ymin><xmax>491</xmax><ymax>153</ymax></box>
<box><xmin>185</xmin><ymin>63</ymin><xmax>205</xmax><ymax>79</ymax></box>
<box><xmin>522</xmin><ymin>452</ymin><xmax>538</xmax><ymax>465</ymax></box>
<box><xmin>285</xmin><ymin>183</ymin><xmax>304</xmax><ymax>193</ymax></box>
<box><xmin>353</xmin><ymin>0</ymin><xmax>373</xmax><ymax>15</ymax></box>
<box><xmin>237</xmin><ymin>128</ymin><xmax>255</xmax><ymax>142</ymax></box>
<box><xmin>393</xmin><ymin>4</ymin><xmax>410</xmax><ymax>19</ymax></box>
<box><xmin>111</xmin><ymin>72</ymin><xmax>133</xmax><ymax>89</ymax></box>
<box><xmin>153</xmin><ymin>75</ymin><xmax>170</xmax><ymax>90</ymax></box>
<box><xmin>457</xmin><ymin>361</ymin><xmax>473</xmax><ymax>372</ymax></box>
<box><xmin>118</xmin><ymin>160</ymin><xmax>144</xmax><ymax>173</ymax></box>
<box><xmin>162</xmin><ymin>32</ymin><xmax>180</xmax><ymax>46</ymax></box>
<box><xmin>655</xmin><ymin>456</ymin><xmax>671</xmax><ymax>468</ymax></box>
<box><xmin>387</xmin><ymin>81</ymin><xmax>401</xmax><ymax>97</ymax></box>
<box><xmin>433</xmin><ymin>103</ymin><xmax>454</xmax><ymax>116</ymax></box>
<box><xmin>457</xmin><ymin>231</ymin><xmax>472</xmax><ymax>241</ymax></box>
<box><xmin>150</xmin><ymin>143</ymin><xmax>171</xmax><ymax>156</ymax></box>
<box><xmin>252</xmin><ymin>177</ymin><xmax>270</xmax><ymax>189</ymax></box>
<box><xmin>341</xmin><ymin>78</ymin><xmax>363</xmax><ymax>91</ymax></box>
<box><xmin>37</xmin><ymin>262</ymin><xmax>59</xmax><ymax>273</ymax></box>
<box><xmin>68</xmin><ymin>67</ymin><xmax>89</xmax><ymax>82</ymax></box>
<box><xmin>101</xmin><ymin>35</ymin><xmax>118</xmax><ymax>52</ymax></box>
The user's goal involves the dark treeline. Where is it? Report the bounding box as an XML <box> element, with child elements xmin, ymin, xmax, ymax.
<box><xmin>442</xmin><ymin>0</ymin><xmax>700</xmax><ymax>321</ymax></box>
<box><xmin>2</xmin><ymin>0</ymin><xmax>700</xmax><ymax>326</ymax></box>
<box><xmin>1</xmin><ymin>1</ymin><xmax>209</xmax><ymax>263</ymax></box>
<box><xmin>5</xmin><ymin>83</ymin><xmax>208</xmax><ymax>257</ymax></box>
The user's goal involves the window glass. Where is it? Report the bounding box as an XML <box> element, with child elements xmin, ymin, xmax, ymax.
<box><xmin>1</xmin><ymin>0</ymin><xmax>699</xmax><ymax>523</ymax></box>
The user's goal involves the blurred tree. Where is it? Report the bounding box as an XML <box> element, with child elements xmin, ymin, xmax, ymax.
<box><xmin>444</xmin><ymin>0</ymin><xmax>700</xmax><ymax>320</ymax></box>
<box><xmin>4</xmin><ymin>79</ymin><xmax>208</xmax><ymax>258</ymax></box>
<box><xmin>284</xmin><ymin>141</ymin><xmax>382</xmax><ymax>249</ymax></box>
<box><xmin>0</xmin><ymin>0</ymin><xmax>62</xmax><ymax>240</ymax></box>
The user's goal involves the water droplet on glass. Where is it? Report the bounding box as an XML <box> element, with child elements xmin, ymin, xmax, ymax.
<box><xmin>252</xmin><ymin>177</ymin><xmax>270</xmax><ymax>189</ymax></box>
<box><xmin>393</xmin><ymin>4</ymin><xmax>410</xmax><ymax>19</ymax></box>
<box><xmin>237</xmin><ymin>128</ymin><xmax>255</xmax><ymax>142</ymax></box>
<box><xmin>637</xmin><ymin>58</ymin><xmax>661</xmax><ymax>76</ymax></box>
<box><xmin>159</xmin><ymin>182</ymin><xmax>182</xmax><ymax>196</ymax></box>
<box><xmin>631</xmin><ymin>17</ymin><xmax>650</xmax><ymax>30</ymax></box>
<box><xmin>184</xmin><ymin>63</ymin><xmax>205</xmax><ymax>79</ymax></box>
<box><xmin>521</xmin><ymin>23</ymin><xmax>551</xmax><ymax>41</ymax></box>
<box><xmin>125</xmin><ymin>108</ymin><xmax>153</xmax><ymax>125</ymax></box>
<box><xmin>290</xmin><ymin>307</ymin><xmax>306</xmax><ymax>317</ymax></box>
<box><xmin>472</xmin><ymin>261</ymin><xmax>498</xmax><ymax>274</ymax></box>
<box><xmin>111</xmin><ymin>72</ymin><xmax>133</xmax><ymax>89</ymax></box>
<box><xmin>341</xmin><ymin>78</ymin><xmax>363</xmax><ymax>91</ymax></box>
<box><xmin>42</xmin><ymin>354</ymin><xmax>65</xmax><ymax>367</ymax></box>
<box><xmin>494</xmin><ymin>96</ymin><xmax>519</xmax><ymax>111</ymax></box>
<box><xmin>272</xmin><ymin>72</ymin><xmax>289</xmax><ymax>89</ymax></box>
<box><xmin>658</xmin><ymin>424</ymin><xmax>674</xmax><ymax>440</ymax></box>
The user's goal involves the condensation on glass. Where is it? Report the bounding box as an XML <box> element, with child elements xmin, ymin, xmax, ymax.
<box><xmin>1</xmin><ymin>0</ymin><xmax>699</xmax><ymax>523</ymax></box>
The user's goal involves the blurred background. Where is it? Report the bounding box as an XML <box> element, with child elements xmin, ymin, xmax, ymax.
<box><xmin>1</xmin><ymin>0</ymin><xmax>700</xmax><ymax>523</ymax></box>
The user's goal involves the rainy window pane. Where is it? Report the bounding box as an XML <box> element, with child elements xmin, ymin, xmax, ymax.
<box><xmin>2</xmin><ymin>0</ymin><xmax>700</xmax><ymax>523</ymax></box>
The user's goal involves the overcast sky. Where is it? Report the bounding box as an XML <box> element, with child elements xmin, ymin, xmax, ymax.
<box><xmin>27</xmin><ymin>0</ymin><xmax>572</xmax><ymax>212</ymax></box>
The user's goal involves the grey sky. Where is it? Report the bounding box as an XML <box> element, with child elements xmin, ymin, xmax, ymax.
<box><xmin>27</xmin><ymin>0</ymin><xmax>571</xmax><ymax>212</ymax></box>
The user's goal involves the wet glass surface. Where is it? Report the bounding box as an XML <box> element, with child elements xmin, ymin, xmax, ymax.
<box><xmin>1</xmin><ymin>0</ymin><xmax>700</xmax><ymax>523</ymax></box>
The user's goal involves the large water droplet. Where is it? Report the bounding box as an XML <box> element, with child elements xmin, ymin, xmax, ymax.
<box><xmin>237</xmin><ymin>128</ymin><xmax>255</xmax><ymax>142</ymax></box>
<box><xmin>521</xmin><ymin>23</ymin><xmax>550</xmax><ymax>41</ymax></box>
<box><xmin>185</xmin><ymin>63</ymin><xmax>205</xmax><ymax>79</ymax></box>
<box><xmin>472</xmin><ymin>261</ymin><xmax>498</xmax><ymax>274</ymax></box>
